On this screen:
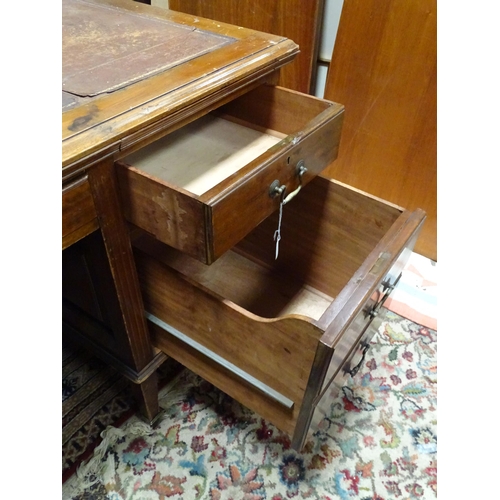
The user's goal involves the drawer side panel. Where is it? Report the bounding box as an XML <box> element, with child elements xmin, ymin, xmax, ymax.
<box><xmin>116</xmin><ymin>165</ymin><xmax>208</xmax><ymax>262</ymax></box>
<box><xmin>135</xmin><ymin>249</ymin><xmax>323</xmax><ymax>432</ymax></box>
<box><xmin>149</xmin><ymin>320</ymin><xmax>298</xmax><ymax>435</ymax></box>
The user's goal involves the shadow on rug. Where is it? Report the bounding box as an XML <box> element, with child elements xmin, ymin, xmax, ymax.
<box><xmin>63</xmin><ymin>338</ymin><xmax>138</xmax><ymax>482</ymax></box>
<box><xmin>62</xmin><ymin>337</ymin><xmax>182</xmax><ymax>482</ymax></box>
<box><xmin>63</xmin><ymin>310</ymin><xmax>437</xmax><ymax>499</ymax></box>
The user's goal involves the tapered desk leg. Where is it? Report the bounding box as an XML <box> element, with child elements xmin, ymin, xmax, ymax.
<box><xmin>131</xmin><ymin>374</ymin><xmax>160</xmax><ymax>423</ymax></box>
<box><xmin>87</xmin><ymin>156</ymin><xmax>160</xmax><ymax>420</ymax></box>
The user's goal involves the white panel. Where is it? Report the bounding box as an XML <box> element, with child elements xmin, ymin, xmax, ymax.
<box><xmin>314</xmin><ymin>62</ymin><xmax>329</xmax><ymax>99</ymax></box>
<box><xmin>151</xmin><ymin>0</ymin><xmax>169</xmax><ymax>9</ymax></box>
<box><xmin>319</xmin><ymin>0</ymin><xmax>344</xmax><ymax>62</ymax></box>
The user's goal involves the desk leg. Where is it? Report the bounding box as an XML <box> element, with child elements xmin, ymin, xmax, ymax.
<box><xmin>131</xmin><ymin>374</ymin><xmax>160</xmax><ymax>423</ymax></box>
<box><xmin>87</xmin><ymin>157</ymin><xmax>160</xmax><ymax>420</ymax></box>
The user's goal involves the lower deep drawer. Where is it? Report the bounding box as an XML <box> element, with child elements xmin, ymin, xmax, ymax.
<box><xmin>133</xmin><ymin>176</ymin><xmax>425</xmax><ymax>449</ymax></box>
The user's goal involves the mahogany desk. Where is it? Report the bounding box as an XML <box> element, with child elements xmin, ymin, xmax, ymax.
<box><xmin>62</xmin><ymin>0</ymin><xmax>298</xmax><ymax>421</ymax></box>
<box><xmin>62</xmin><ymin>0</ymin><xmax>425</xmax><ymax>449</ymax></box>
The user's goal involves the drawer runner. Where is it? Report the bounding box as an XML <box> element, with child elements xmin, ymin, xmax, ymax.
<box><xmin>146</xmin><ymin>312</ymin><xmax>295</xmax><ymax>409</ymax></box>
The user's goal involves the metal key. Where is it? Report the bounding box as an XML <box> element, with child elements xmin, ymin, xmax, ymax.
<box><xmin>269</xmin><ymin>162</ymin><xmax>308</xmax><ymax>260</ymax></box>
<box><xmin>274</xmin><ymin>189</ymin><xmax>285</xmax><ymax>260</ymax></box>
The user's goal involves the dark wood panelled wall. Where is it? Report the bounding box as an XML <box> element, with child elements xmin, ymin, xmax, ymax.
<box><xmin>323</xmin><ymin>0</ymin><xmax>437</xmax><ymax>260</ymax></box>
<box><xmin>168</xmin><ymin>0</ymin><xmax>324</xmax><ymax>94</ymax></box>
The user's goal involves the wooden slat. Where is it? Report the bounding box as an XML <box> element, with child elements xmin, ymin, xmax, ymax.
<box><xmin>322</xmin><ymin>0</ymin><xmax>436</xmax><ymax>260</ymax></box>
<box><xmin>168</xmin><ymin>0</ymin><xmax>324</xmax><ymax>94</ymax></box>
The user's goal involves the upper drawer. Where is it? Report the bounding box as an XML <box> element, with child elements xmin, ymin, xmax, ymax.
<box><xmin>116</xmin><ymin>85</ymin><xmax>344</xmax><ymax>264</ymax></box>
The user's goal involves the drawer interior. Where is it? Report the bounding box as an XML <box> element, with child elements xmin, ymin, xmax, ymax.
<box><xmin>133</xmin><ymin>176</ymin><xmax>403</xmax><ymax>323</ymax></box>
<box><xmin>134</xmin><ymin>242</ymin><xmax>334</xmax><ymax>321</ymax></box>
<box><xmin>132</xmin><ymin>175</ymin><xmax>420</xmax><ymax>444</ymax></box>
<box><xmin>121</xmin><ymin>85</ymin><xmax>338</xmax><ymax>201</ymax></box>
<box><xmin>122</xmin><ymin>114</ymin><xmax>285</xmax><ymax>197</ymax></box>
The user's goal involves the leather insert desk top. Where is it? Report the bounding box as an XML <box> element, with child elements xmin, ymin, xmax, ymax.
<box><xmin>62</xmin><ymin>0</ymin><xmax>233</xmax><ymax>98</ymax></box>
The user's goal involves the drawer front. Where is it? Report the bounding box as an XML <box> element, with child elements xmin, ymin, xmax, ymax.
<box><xmin>295</xmin><ymin>275</ymin><xmax>400</xmax><ymax>449</ymax></box>
<box><xmin>208</xmin><ymin>109</ymin><xmax>343</xmax><ymax>260</ymax></box>
<box><xmin>290</xmin><ymin>207</ymin><xmax>425</xmax><ymax>450</ymax></box>
<box><xmin>117</xmin><ymin>85</ymin><xmax>344</xmax><ymax>264</ymax></box>
<box><xmin>62</xmin><ymin>175</ymin><xmax>99</xmax><ymax>249</ymax></box>
<box><xmin>314</xmin><ymin>272</ymin><xmax>401</xmax><ymax>406</ymax></box>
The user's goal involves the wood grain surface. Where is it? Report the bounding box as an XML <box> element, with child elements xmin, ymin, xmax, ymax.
<box><xmin>322</xmin><ymin>0</ymin><xmax>436</xmax><ymax>260</ymax></box>
<box><xmin>168</xmin><ymin>0</ymin><xmax>324</xmax><ymax>94</ymax></box>
<box><xmin>62</xmin><ymin>0</ymin><xmax>299</xmax><ymax>174</ymax></box>
<box><xmin>116</xmin><ymin>86</ymin><xmax>344</xmax><ymax>263</ymax></box>
<box><xmin>62</xmin><ymin>176</ymin><xmax>99</xmax><ymax>248</ymax></box>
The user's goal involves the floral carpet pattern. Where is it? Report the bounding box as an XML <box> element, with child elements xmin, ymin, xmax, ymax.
<box><xmin>62</xmin><ymin>338</ymin><xmax>137</xmax><ymax>481</ymax></box>
<box><xmin>64</xmin><ymin>311</ymin><xmax>437</xmax><ymax>499</ymax></box>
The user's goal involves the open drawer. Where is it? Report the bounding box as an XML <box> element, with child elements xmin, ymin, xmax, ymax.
<box><xmin>116</xmin><ymin>85</ymin><xmax>344</xmax><ymax>264</ymax></box>
<box><xmin>132</xmin><ymin>176</ymin><xmax>426</xmax><ymax>450</ymax></box>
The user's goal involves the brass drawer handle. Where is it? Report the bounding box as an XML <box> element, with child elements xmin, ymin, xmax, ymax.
<box><xmin>268</xmin><ymin>160</ymin><xmax>307</xmax><ymax>203</ymax></box>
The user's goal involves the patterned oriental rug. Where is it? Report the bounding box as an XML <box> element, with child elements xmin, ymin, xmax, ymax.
<box><xmin>62</xmin><ymin>337</ymin><xmax>183</xmax><ymax>483</ymax></box>
<box><xmin>63</xmin><ymin>339</ymin><xmax>135</xmax><ymax>482</ymax></box>
<box><xmin>63</xmin><ymin>311</ymin><xmax>437</xmax><ymax>499</ymax></box>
